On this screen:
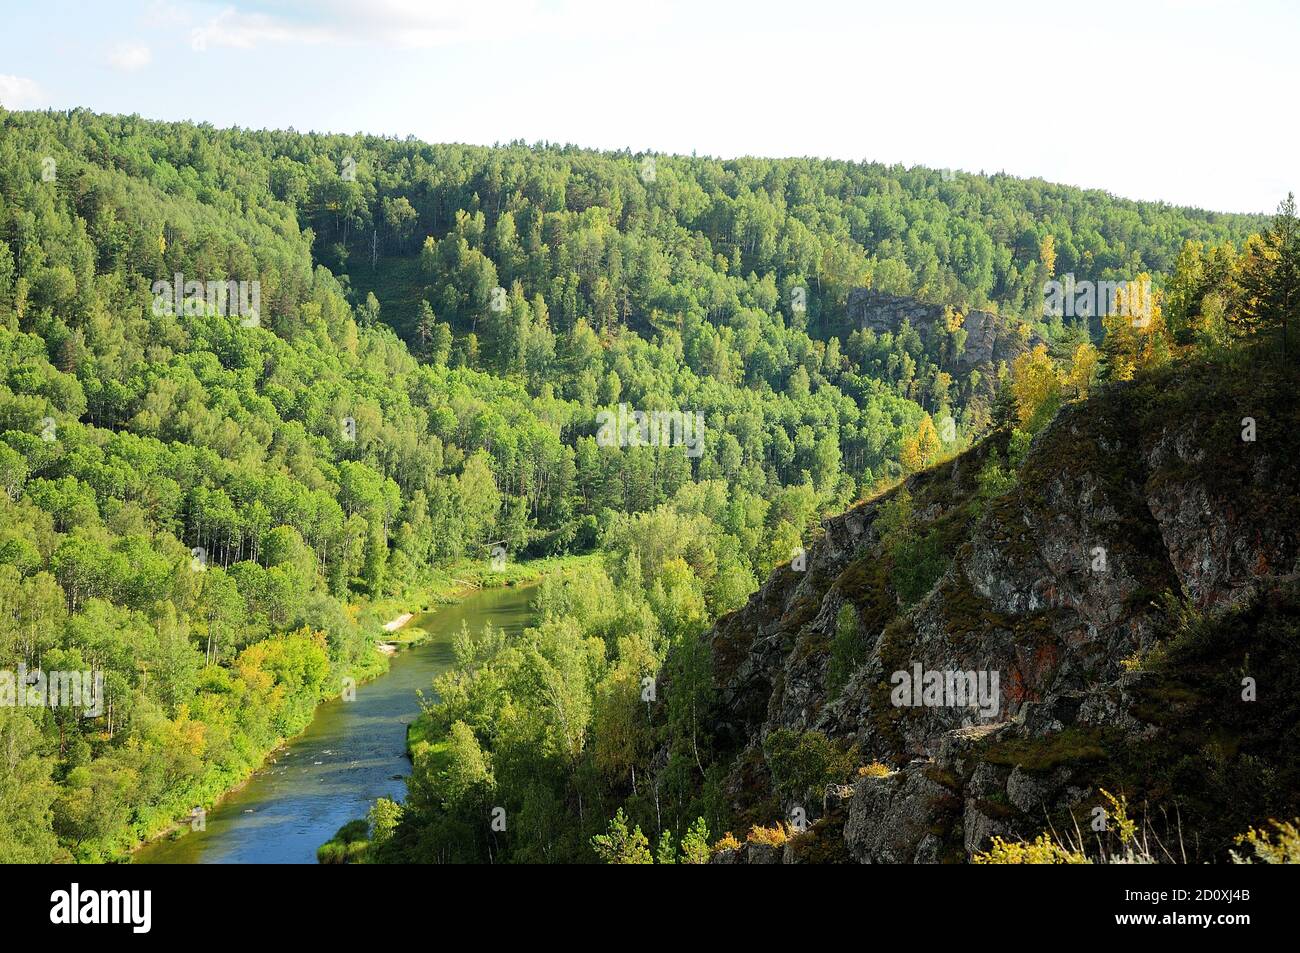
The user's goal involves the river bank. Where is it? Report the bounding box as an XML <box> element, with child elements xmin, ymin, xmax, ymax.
<box><xmin>359</xmin><ymin>554</ymin><xmax>597</xmax><ymax>648</ymax></box>
<box><xmin>127</xmin><ymin>646</ymin><xmax>393</xmax><ymax>857</ymax></box>
<box><xmin>133</xmin><ymin>566</ymin><xmax>565</xmax><ymax>863</ymax></box>
<box><xmin>130</xmin><ymin>556</ymin><xmax>592</xmax><ymax>861</ymax></box>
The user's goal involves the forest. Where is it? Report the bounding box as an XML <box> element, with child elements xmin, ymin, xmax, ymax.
<box><xmin>0</xmin><ymin>105</ymin><xmax>1292</xmax><ymax>863</ymax></box>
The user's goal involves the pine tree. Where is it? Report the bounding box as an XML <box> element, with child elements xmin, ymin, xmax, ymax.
<box><xmin>591</xmin><ymin>809</ymin><xmax>652</xmax><ymax>864</ymax></box>
<box><xmin>415</xmin><ymin>301</ymin><xmax>436</xmax><ymax>356</ymax></box>
<box><xmin>1236</xmin><ymin>193</ymin><xmax>1299</xmax><ymax>356</ymax></box>
<box><xmin>679</xmin><ymin>817</ymin><xmax>711</xmax><ymax>864</ymax></box>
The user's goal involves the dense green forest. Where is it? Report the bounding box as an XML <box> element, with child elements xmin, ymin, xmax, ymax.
<box><xmin>0</xmin><ymin>106</ymin><xmax>1284</xmax><ymax>862</ymax></box>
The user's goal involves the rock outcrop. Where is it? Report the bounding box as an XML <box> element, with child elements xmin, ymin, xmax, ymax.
<box><xmin>698</xmin><ymin>355</ymin><xmax>1300</xmax><ymax>863</ymax></box>
<box><xmin>845</xmin><ymin>289</ymin><xmax>1042</xmax><ymax>399</ymax></box>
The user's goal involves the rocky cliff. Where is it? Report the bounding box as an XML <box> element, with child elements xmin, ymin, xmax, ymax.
<box><xmin>697</xmin><ymin>351</ymin><xmax>1300</xmax><ymax>863</ymax></box>
<box><xmin>844</xmin><ymin>289</ymin><xmax>1043</xmax><ymax>399</ymax></box>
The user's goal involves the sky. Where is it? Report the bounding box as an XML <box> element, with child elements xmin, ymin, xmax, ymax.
<box><xmin>0</xmin><ymin>0</ymin><xmax>1294</xmax><ymax>214</ymax></box>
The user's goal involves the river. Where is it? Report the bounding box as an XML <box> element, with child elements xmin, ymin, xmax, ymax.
<box><xmin>134</xmin><ymin>584</ymin><xmax>536</xmax><ymax>864</ymax></box>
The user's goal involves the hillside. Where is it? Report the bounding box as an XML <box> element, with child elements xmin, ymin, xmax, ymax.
<box><xmin>692</xmin><ymin>348</ymin><xmax>1300</xmax><ymax>862</ymax></box>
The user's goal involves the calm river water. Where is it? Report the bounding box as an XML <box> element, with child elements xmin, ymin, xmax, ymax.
<box><xmin>134</xmin><ymin>584</ymin><xmax>536</xmax><ymax>864</ymax></box>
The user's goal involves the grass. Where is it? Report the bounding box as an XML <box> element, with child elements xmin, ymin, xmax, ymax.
<box><xmin>406</xmin><ymin>714</ymin><xmax>456</xmax><ymax>771</ymax></box>
<box><xmin>347</xmin><ymin>253</ymin><xmax>428</xmax><ymax>345</ymax></box>
<box><xmin>981</xmin><ymin>727</ymin><xmax>1110</xmax><ymax>772</ymax></box>
<box><xmin>355</xmin><ymin>553</ymin><xmax>599</xmax><ymax>645</ymax></box>
<box><xmin>317</xmin><ymin>819</ymin><xmax>372</xmax><ymax>865</ymax></box>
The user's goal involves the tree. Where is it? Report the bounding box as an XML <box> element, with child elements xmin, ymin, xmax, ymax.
<box><xmin>430</xmin><ymin>322</ymin><xmax>453</xmax><ymax>367</ymax></box>
<box><xmin>415</xmin><ymin>301</ymin><xmax>437</xmax><ymax>356</ymax></box>
<box><xmin>593</xmin><ymin>661</ymin><xmax>654</xmax><ymax>792</ymax></box>
<box><xmin>1039</xmin><ymin>234</ymin><xmax>1057</xmax><ymax>279</ymax></box>
<box><xmin>0</xmin><ymin>710</ymin><xmax>63</xmax><ymax>863</ymax></box>
<box><xmin>1101</xmin><ymin>273</ymin><xmax>1169</xmax><ymax>381</ymax></box>
<box><xmin>442</xmin><ymin>721</ymin><xmax>492</xmax><ymax>807</ymax></box>
<box><xmin>381</xmin><ymin>196</ymin><xmax>418</xmax><ymax>253</ymax></box>
<box><xmin>591</xmin><ymin>808</ymin><xmax>652</xmax><ymax>864</ymax></box>
<box><xmin>655</xmin><ymin>830</ymin><xmax>677</xmax><ymax>864</ymax></box>
<box><xmin>900</xmin><ymin>415</ymin><xmax>942</xmax><ymax>472</ymax></box>
<box><xmin>1236</xmin><ymin>193</ymin><xmax>1300</xmax><ymax>355</ymax></box>
<box><xmin>457</xmin><ymin>452</ymin><xmax>501</xmax><ymax>555</ymax></box>
<box><xmin>358</xmin><ymin>292</ymin><xmax>381</xmax><ymax>328</ymax></box>
<box><xmin>1009</xmin><ymin>344</ymin><xmax>1063</xmax><ymax>433</ymax></box>
<box><xmin>1065</xmin><ymin>342</ymin><xmax>1099</xmax><ymax>400</ymax></box>
<box><xmin>679</xmin><ymin>816</ymin><xmax>711</xmax><ymax>864</ymax></box>
<box><xmin>827</xmin><ymin>602</ymin><xmax>861</xmax><ymax>695</ymax></box>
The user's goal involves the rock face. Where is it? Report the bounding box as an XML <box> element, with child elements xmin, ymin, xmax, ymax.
<box><xmin>699</xmin><ymin>357</ymin><xmax>1300</xmax><ymax>863</ymax></box>
<box><xmin>845</xmin><ymin>289</ymin><xmax>1042</xmax><ymax>394</ymax></box>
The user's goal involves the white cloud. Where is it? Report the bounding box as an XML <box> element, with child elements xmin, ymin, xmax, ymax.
<box><xmin>0</xmin><ymin>74</ymin><xmax>44</xmax><ymax>109</ymax></box>
<box><xmin>185</xmin><ymin>0</ymin><xmax>569</xmax><ymax>52</ymax></box>
<box><xmin>189</xmin><ymin>7</ymin><xmax>339</xmax><ymax>51</ymax></box>
<box><xmin>108</xmin><ymin>43</ymin><xmax>154</xmax><ymax>71</ymax></box>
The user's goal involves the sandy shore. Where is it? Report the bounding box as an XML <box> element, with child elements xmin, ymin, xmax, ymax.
<box><xmin>382</xmin><ymin>612</ymin><xmax>414</xmax><ymax>632</ymax></box>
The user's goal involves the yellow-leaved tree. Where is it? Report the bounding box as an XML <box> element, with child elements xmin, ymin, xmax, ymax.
<box><xmin>1039</xmin><ymin>234</ymin><xmax>1057</xmax><ymax>280</ymax></box>
<box><xmin>1009</xmin><ymin>344</ymin><xmax>1063</xmax><ymax>433</ymax></box>
<box><xmin>1065</xmin><ymin>342</ymin><xmax>1099</xmax><ymax>400</ymax></box>
<box><xmin>899</xmin><ymin>414</ymin><xmax>943</xmax><ymax>473</ymax></box>
<box><xmin>1101</xmin><ymin>272</ymin><xmax>1170</xmax><ymax>380</ymax></box>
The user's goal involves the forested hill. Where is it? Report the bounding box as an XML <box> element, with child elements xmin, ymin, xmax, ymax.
<box><xmin>0</xmin><ymin>106</ymin><xmax>1281</xmax><ymax>863</ymax></box>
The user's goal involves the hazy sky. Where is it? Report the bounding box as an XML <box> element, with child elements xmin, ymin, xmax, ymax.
<box><xmin>2</xmin><ymin>0</ymin><xmax>1294</xmax><ymax>214</ymax></box>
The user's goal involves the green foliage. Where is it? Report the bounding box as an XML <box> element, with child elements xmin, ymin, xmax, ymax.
<box><xmin>0</xmin><ymin>104</ymin><xmax>1283</xmax><ymax>864</ymax></box>
<box><xmin>875</xmin><ymin>488</ymin><xmax>952</xmax><ymax>607</ymax></box>
<box><xmin>826</xmin><ymin>602</ymin><xmax>862</xmax><ymax>697</ymax></box>
<box><xmin>654</xmin><ymin>830</ymin><xmax>677</xmax><ymax>864</ymax></box>
<box><xmin>386</xmin><ymin>542</ymin><xmax>725</xmax><ymax>863</ymax></box>
<box><xmin>317</xmin><ymin>819</ymin><xmax>371</xmax><ymax>864</ymax></box>
<box><xmin>975</xmin><ymin>452</ymin><xmax>1017</xmax><ymax>504</ymax></box>
<box><xmin>763</xmin><ymin>728</ymin><xmax>857</xmax><ymax>804</ymax></box>
<box><xmin>591</xmin><ymin>808</ymin><xmax>652</xmax><ymax>864</ymax></box>
<box><xmin>367</xmin><ymin>797</ymin><xmax>402</xmax><ymax>846</ymax></box>
<box><xmin>679</xmin><ymin>816</ymin><xmax>711</xmax><ymax>864</ymax></box>
<box><xmin>0</xmin><ymin>708</ymin><xmax>64</xmax><ymax>862</ymax></box>
<box><xmin>1235</xmin><ymin>194</ymin><xmax>1300</xmax><ymax>354</ymax></box>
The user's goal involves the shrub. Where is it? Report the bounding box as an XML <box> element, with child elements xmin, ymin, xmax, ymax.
<box><xmin>764</xmin><ymin>728</ymin><xmax>858</xmax><ymax>802</ymax></box>
<box><xmin>973</xmin><ymin>833</ymin><xmax>1089</xmax><ymax>865</ymax></box>
<box><xmin>974</xmin><ymin>789</ymin><xmax>1166</xmax><ymax>864</ymax></box>
<box><xmin>712</xmin><ymin>832</ymin><xmax>741</xmax><ymax>853</ymax></box>
<box><xmin>826</xmin><ymin>603</ymin><xmax>862</xmax><ymax>696</ymax></box>
<box><xmin>316</xmin><ymin>818</ymin><xmax>371</xmax><ymax>864</ymax></box>
<box><xmin>1233</xmin><ymin>819</ymin><xmax>1300</xmax><ymax>864</ymax></box>
<box><xmin>747</xmin><ymin>823</ymin><xmax>789</xmax><ymax>847</ymax></box>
